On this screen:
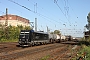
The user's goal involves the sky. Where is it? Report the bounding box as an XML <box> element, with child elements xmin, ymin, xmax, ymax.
<box><xmin>0</xmin><ymin>0</ymin><xmax>90</xmax><ymax>37</ymax></box>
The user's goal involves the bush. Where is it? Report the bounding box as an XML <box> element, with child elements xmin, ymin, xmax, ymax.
<box><xmin>0</xmin><ymin>25</ymin><xmax>31</xmax><ymax>42</ymax></box>
<box><xmin>87</xmin><ymin>36</ymin><xmax>90</xmax><ymax>43</ymax></box>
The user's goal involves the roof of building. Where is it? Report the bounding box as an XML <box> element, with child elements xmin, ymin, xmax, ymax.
<box><xmin>0</xmin><ymin>14</ymin><xmax>30</xmax><ymax>23</ymax></box>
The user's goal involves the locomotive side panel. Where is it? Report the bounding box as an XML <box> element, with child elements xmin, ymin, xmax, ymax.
<box><xmin>33</xmin><ymin>32</ymin><xmax>49</xmax><ymax>43</ymax></box>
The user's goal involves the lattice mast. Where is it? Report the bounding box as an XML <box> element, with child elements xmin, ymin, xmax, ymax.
<box><xmin>5</xmin><ymin>8</ymin><xmax>8</xmax><ymax>39</ymax></box>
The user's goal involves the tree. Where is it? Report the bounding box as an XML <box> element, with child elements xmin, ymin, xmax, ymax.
<box><xmin>50</xmin><ymin>32</ymin><xmax>54</xmax><ymax>34</ymax></box>
<box><xmin>0</xmin><ymin>24</ymin><xmax>5</xmax><ymax>39</ymax></box>
<box><xmin>86</xmin><ymin>12</ymin><xmax>90</xmax><ymax>30</ymax></box>
<box><xmin>0</xmin><ymin>24</ymin><xmax>31</xmax><ymax>41</ymax></box>
<box><xmin>24</xmin><ymin>26</ymin><xmax>31</xmax><ymax>30</ymax></box>
<box><xmin>87</xmin><ymin>12</ymin><xmax>90</xmax><ymax>23</ymax></box>
<box><xmin>54</xmin><ymin>30</ymin><xmax>60</xmax><ymax>34</ymax></box>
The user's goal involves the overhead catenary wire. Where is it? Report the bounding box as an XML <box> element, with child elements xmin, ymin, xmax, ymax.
<box><xmin>64</xmin><ymin>0</ymin><xmax>78</xmax><ymax>27</ymax></box>
<box><xmin>0</xmin><ymin>11</ymin><xmax>5</xmax><ymax>14</ymax></box>
<box><xmin>28</xmin><ymin>0</ymin><xmax>70</xmax><ymax>28</ymax></box>
<box><xmin>0</xmin><ymin>0</ymin><xmax>84</xmax><ymax>37</ymax></box>
<box><xmin>8</xmin><ymin>0</ymin><xmax>34</xmax><ymax>13</ymax></box>
<box><xmin>8</xmin><ymin>0</ymin><xmax>64</xmax><ymax>25</ymax></box>
<box><xmin>0</xmin><ymin>1</ymin><xmax>25</xmax><ymax>17</ymax></box>
<box><xmin>64</xmin><ymin>0</ymin><xmax>69</xmax><ymax>16</ymax></box>
<box><xmin>8</xmin><ymin>0</ymin><xmax>66</xmax><ymax>32</ymax></box>
<box><xmin>28</xmin><ymin>0</ymin><xmax>65</xmax><ymax>24</ymax></box>
<box><xmin>54</xmin><ymin>0</ymin><xmax>71</xmax><ymax>25</ymax></box>
<box><xmin>54</xmin><ymin>0</ymin><xmax>83</xmax><ymax>37</ymax></box>
<box><xmin>0</xmin><ymin>1</ymin><xmax>5</xmax><ymax>15</ymax></box>
<box><xmin>62</xmin><ymin>0</ymin><xmax>78</xmax><ymax>27</ymax></box>
<box><xmin>54</xmin><ymin>0</ymin><xmax>78</xmax><ymax>28</ymax></box>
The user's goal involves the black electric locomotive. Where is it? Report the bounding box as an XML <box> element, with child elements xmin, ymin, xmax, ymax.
<box><xmin>19</xmin><ymin>30</ymin><xmax>49</xmax><ymax>46</ymax></box>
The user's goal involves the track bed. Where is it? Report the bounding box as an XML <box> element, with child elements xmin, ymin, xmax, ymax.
<box><xmin>0</xmin><ymin>41</ymin><xmax>80</xmax><ymax>60</ymax></box>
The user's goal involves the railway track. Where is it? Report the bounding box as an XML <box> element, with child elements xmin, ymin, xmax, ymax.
<box><xmin>48</xmin><ymin>45</ymin><xmax>80</xmax><ymax>60</ymax></box>
<box><xmin>0</xmin><ymin>41</ymin><xmax>80</xmax><ymax>60</ymax></box>
<box><xmin>0</xmin><ymin>42</ymin><xmax>22</xmax><ymax>53</ymax></box>
<box><xmin>0</xmin><ymin>43</ymin><xmax>67</xmax><ymax>60</ymax></box>
<box><xmin>48</xmin><ymin>45</ymin><xmax>72</xmax><ymax>60</ymax></box>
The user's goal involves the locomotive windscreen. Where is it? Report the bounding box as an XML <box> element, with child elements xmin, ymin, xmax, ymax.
<box><xmin>19</xmin><ymin>31</ymin><xmax>29</xmax><ymax>39</ymax></box>
<box><xmin>19</xmin><ymin>30</ymin><xmax>32</xmax><ymax>41</ymax></box>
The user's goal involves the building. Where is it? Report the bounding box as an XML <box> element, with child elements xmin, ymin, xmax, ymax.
<box><xmin>84</xmin><ymin>31</ymin><xmax>90</xmax><ymax>39</ymax></box>
<box><xmin>0</xmin><ymin>14</ymin><xmax>30</xmax><ymax>27</ymax></box>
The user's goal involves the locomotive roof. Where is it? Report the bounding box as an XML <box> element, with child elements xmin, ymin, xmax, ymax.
<box><xmin>34</xmin><ymin>31</ymin><xmax>48</xmax><ymax>34</ymax></box>
<box><xmin>20</xmin><ymin>30</ymin><xmax>48</xmax><ymax>34</ymax></box>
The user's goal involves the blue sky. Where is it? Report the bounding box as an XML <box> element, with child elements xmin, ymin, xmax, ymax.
<box><xmin>0</xmin><ymin>0</ymin><xmax>90</xmax><ymax>37</ymax></box>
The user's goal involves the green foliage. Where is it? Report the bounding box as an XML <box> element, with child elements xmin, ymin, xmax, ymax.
<box><xmin>76</xmin><ymin>45</ymin><xmax>90</xmax><ymax>60</ymax></box>
<box><xmin>78</xmin><ymin>36</ymin><xmax>90</xmax><ymax>46</ymax></box>
<box><xmin>0</xmin><ymin>25</ymin><xmax>31</xmax><ymax>42</ymax></box>
<box><xmin>54</xmin><ymin>30</ymin><xmax>60</xmax><ymax>34</ymax></box>
<box><xmin>0</xmin><ymin>39</ymin><xmax>18</xmax><ymax>42</ymax></box>
<box><xmin>81</xmin><ymin>37</ymin><xmax>84</xmax><ymax>41</ymax></box>
<box><xmin>86</xmin><ymin>36</ymin><xmax>90</xmax><ymax>43</ymax></box>
<box><xmin>86</xmin><ymin>12</ymin><xmax>90</xmax><ymax>30</ymax></box>
<box><xmin>40</xmin><ymin>55</ymin><xmax>50</xmax><ymax>60</ymax></box>
<box><xmin>87</xmin><ymin>12</ymin><xmax>90</xmax><ymax>23</ymax></box>
<box><xmin>85</xmin><ymin>46</ymin><xmax>90</xmax><ymax>60</ymax></box>
<box><xmin>0</xmin><ymin>24</ymin><xmax>5</xmax><ymax>39</ymax></box>
<box><xmin>50</xmin><ymin>30</ymin><xmax>60</xmax><ymax>34</ymax></box>
<box><xmin>50</xmin><ymin>32</ymin><xmax>54</xmax><ymax>34</ymax></box>
<box><xmin>50</xmin><ymin>30</ymin><xmax>61</xmax><ymax>34</ymax></box>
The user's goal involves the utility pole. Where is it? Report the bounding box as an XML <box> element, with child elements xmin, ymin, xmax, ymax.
<box><xmin>35</xmin><ymin>18</ymin><xmax>37</xmax><ymax>32</ymax></box>
<box><xmin>5</xmin><ymin>8</ymin><xmax>8</xmax><ymax>39</ymax></box>
<box><xmin>47</xmin><ymin>26</ymin><xmax>49</xmax><ymax>33</ymax></box>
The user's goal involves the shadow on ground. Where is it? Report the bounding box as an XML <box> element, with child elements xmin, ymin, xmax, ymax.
<box><xmin>61</xmin><ymin>40</ymin><xmax>90</xmax><ymax>46</ymax></box>
<box><xmin>78</xmin><ymin>41</ymin><xmax>90</xmax><ymax>46</ymax></box>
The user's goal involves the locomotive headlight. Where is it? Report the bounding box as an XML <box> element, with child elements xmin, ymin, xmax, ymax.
<box><xmin>19</xmin><ymin>39</ymin><xmax>21</xmax><ymax>43</ymax></box>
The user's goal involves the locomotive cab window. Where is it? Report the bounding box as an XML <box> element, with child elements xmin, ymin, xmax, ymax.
<box><xmin>19</xmin><ymin>31</ymin><xmax>29</xmax><ymax>39</ymax></box>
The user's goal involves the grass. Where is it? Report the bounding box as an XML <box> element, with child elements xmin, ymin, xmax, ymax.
<box><xmin>40</xmin><ymin>55</ymin><xmax>50</xmax><ymax>60</ymax></box>
<box><xmin>81</xmin><ymin>45</ymin><xmax>90</xmax><ymax>60</ymax></box>
<box><xmin>69</xmin><ymin>40</ymin><xmax>90</xmax><ymax>60</ymax></box>
<box><xmin>0</xmin><ymin>39</ymin><xmax>18</xmax><ymax>42</ymax></box>
<box><xmin>75</xmin><ymin>45</ymin><xmax>90</xmax><ymax>60</ymax></box>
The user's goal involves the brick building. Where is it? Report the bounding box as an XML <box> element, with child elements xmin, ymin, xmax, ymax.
<box><xmin>0</xmin><ymin>14</ymin><xmax>30</xmax><ymax>27</ymax></box>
